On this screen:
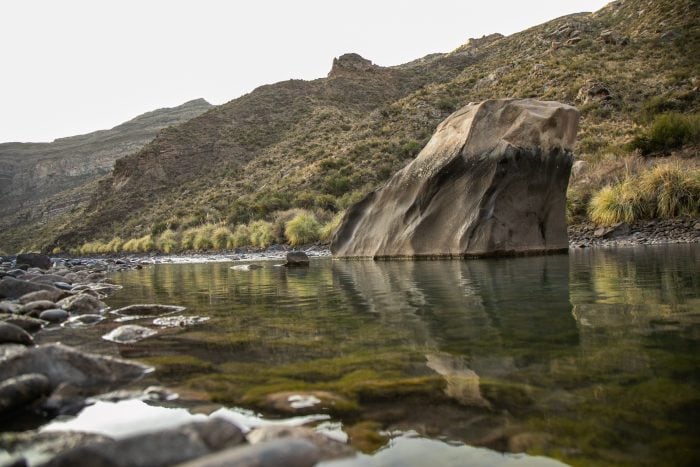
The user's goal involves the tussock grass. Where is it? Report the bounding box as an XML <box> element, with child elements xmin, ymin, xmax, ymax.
<box><xmin>157</xmin><ymin>229</ymin><xmax>178</xmax><ymax>254</ymax></box>
<box><xmin>589</xmin><ymin>181</ymin><xmax>645</xmax><ymax>225</ymax></box>
<box><xmin>285</xmin><ymin>211</ymin><xmax>321</xmax><ymax>246</ymax></box>
<box><xmin>320</xmin><ymin>212</ymin><xmax>345</xmax><ymax>241</ymax></box>
<box><xmin>211</xmin><ymin>226</ymin><xmax>233</xmax><ymax>250</ymax></box>
<box><xmin>249</xmin><ymin>220</ymin><xmax>274</xmax><ymax>248</ymax></box>
<box><xmin>230</xmin><ymin>225</ymin><xmax>251</xmax><ymax>248</ymax></box>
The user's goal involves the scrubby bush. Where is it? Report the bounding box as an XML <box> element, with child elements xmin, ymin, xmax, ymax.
<box><xmin>157</xmin><ymin>230</ymin><xmax>178</xmax><ymax>253</ymax></box>
<box><xmin>639</xmin><ymin>164</ymin><xmax>700</xmax><ymax>218</ymax></box>
<box><xmin>285</xmin><ymin>212</ymin><xmax>321</xmax><ymax>246</ymax></box>
<box><xmin>589</xmin><ymin>181</ymin><xmax>646</xmax><ymax>226</ymax></box>
<box><xmin>230</xmin><ymin>225</ymin><xmax>251</xmax><ymax>248</ymax></box>
<box><xmin>320</xmin><ymin>212</ymin><xmax>344</xmax><ymax>241</ymax></box>
<box><xmin>629</xmin><ymin>112</ymin><xmax>700</xmax><ymax>155</ymax></box>
<box><xmin>249</xmin><ymin>220</ymin><xmax>275</xmax><ymax>248</ymax></box>
<box><xmin>193</xmin><ymin>225</ymin><xmax>215</xmax><ymax>251</ymax></box>
<box><xmin>180</xmin><ymin>228</ymin><xmax>197</xmax><ymax>250</ymax></box>
<box><xmin>211</xmin><ymin>226</ymin><xmax>233</xmax><ymax>250</ymax></box>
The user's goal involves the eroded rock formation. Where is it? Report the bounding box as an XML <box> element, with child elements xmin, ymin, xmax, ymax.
<box><xmin>331</xmin><ymin>98</ymin><xmax>579</xmax><ymax>258</ymax></box>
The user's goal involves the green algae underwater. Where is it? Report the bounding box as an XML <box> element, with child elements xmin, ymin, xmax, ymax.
<box><xmin>51</xmin><ymin>244</ymin><xmax>700</xmax><ymax>466</ymax></box>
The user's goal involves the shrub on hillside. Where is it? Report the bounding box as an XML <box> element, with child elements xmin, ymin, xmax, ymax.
<box><xmin>157</xmin><ymin>229</ymin><xmax>178</xmax><ymax>253</ymax></box>
<box><xmin>320</xmin><ymin>212</ymin><xmax>344</xmax><ymax>241</ymax></box>
<box><xmin>211</xmin><ymin>226</ymin><xmax>233</xmax><ymax>250</ymax></box>
<box><xmin>249</xmin><ymin>220</ymin><xmax>275</xmax><ymax>248</ymax></box>
<box><xmin>285</xmin><ymin>212</ymin><xmax>321</xmax><ymax>246</ymax></box>
<box><xmin>193</xmin><ymin>225</ymin><xmax>215</xmax><ymax>251</ymax></box>
<box><xmin>230</xmin><ymin>225</ymin><xmax>251</xmax><ymax>248</ymax></box>
<box><xmin>639</xmin><ymin>164</ymin><xmax>700</xmax><ymax>218</ymax></box>
<box><xmin>629</xmin><ymin>112</ymin><xmax>700</xmax><ymax>155</ymax></box>
<box><xmin>180</xmin><ymin>228</ymin><xmax>197</xmax><ymax>250</ymax></box>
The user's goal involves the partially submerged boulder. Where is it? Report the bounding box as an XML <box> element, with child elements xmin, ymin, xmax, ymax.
<box><xmin>331</xmin><ymin>99</ymin><xmax>579</xmax><ymax>258</ymax></box>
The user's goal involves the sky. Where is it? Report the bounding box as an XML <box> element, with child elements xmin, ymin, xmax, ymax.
<box><xmin>0</xmin><ymin>1</ymin><xmax>610</xmax><ymax>143</ymax></box>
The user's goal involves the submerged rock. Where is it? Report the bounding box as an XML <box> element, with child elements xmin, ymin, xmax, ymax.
<box><xmin>0</xmin><ymin>343</ymin><xmax>152</xmax><ymax>391</ymax></box>
<box><xmin>102</xmin><ymin>325</ymin><xmax>157</xmax><ymax>344</ymax></box>
<box><xmin>111</xmin><ymin>304</ymin><xmax>186</xmax><ymax>316</ymax></box>
<box><xmin>62</xmin><ymin>314</ymin><xmax>105</xmax><ymax>327</ymax></box>
<box><xmin>176</xmin><ymin>438</ymin><xmax>320</xmax><ymax>467</ymax></box>
<box><xmin>231</xmin><ymin>264</ymin><xmax>263</xmax><ymax>271</ymax></box>
<box><xmin>331</xmin><ymin>99</ymin><xmax>579</xmax><ymax>258</ymax></box>
<box><xmin>247</xmin><ymin>426</ymin><xmax>355</xmax><ymax>460</ymax></box>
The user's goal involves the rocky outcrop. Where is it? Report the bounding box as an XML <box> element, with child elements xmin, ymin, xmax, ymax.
<box><xmin>331</xmin><ymin>99</ymin><xmax>579</xmax><ymax>258</ymax></box>
<box><xmin>327</xmin><ymin>53</ymin><xmax>379</xmax><ymax>78</ymax></box>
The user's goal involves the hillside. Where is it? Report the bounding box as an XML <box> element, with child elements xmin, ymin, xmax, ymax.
<box><xmin>0</xmin><ymin>99</ymin><xmax>213</xmax><ymax>250</ymax></box>
<box><xmin>6</xmin><ymin>0</ymin><xmax>700</xmax><ymax>253</ymax></box>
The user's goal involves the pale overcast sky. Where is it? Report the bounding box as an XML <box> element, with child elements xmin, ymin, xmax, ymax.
<box><xmin>0</xmin><ymin>1</ymin><xmax>610</xmax><ymax>143</ymax></box>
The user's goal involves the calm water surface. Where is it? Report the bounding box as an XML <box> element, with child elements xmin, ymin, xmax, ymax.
<box><xmin>52</xmin><ymin>245</ymin><xmax>700</xmax><ymax>466</ymax></box>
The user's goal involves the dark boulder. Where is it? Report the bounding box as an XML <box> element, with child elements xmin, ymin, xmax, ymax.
<box><xmin>0</xmin><ymin>322</ymin><xmax>34</xmax><ymax>346</ymax></box>
<box><xmin>39</xmin><ymin>309</ymin><xmax>70</xmax><ymax>324</ymax></box>
<box><xmin>0</xmin><ymin>277</ymin><xmax>62</xmax><ymax>300</ymax></box>
<box><xmin>16</xmin><ymin>253</ymin><xmax>52</xmax><ymax>270</ymax></box>
<box><xmin>43</xmin><ymin>418</ymin><xmax>245</xmax><ymax>467</ymax></box>
<box><xmin>331</xmin><ymin>99</ymin><xmax>579</xmax><ymax>258</ymax></box>
<box><xmin>3</xmin><ymin>316</ymin><xmax>47</xmax><ymax>333</ymax></box>
<box><xmin>0</xmin><ymin>343</ymin><xmax>152</xmax><ymax>391</ymax></box>
<box><xmin>0</xmin><ymin>373</ymin><xmax>51</xmax><ymax>414</ymax></box>
<box><xmin>285</xmin><ymin>251</ymin><xmax>310</xmax><ymax>267</ymax></box>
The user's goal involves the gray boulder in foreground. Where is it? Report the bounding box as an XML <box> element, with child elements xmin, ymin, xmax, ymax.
<box><xmin>331</xmin><ymin>99</ymin><xmax>580</xmax><ymax>258</ymax></box>
<box><xmin>0</xmin><ymin>343</ymin><xmax>152</xmax><ymax>391</ymax></box>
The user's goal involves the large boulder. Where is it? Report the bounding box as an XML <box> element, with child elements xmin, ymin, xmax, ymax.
<box><xmin>16</xmin><ymin>253</ymin><xmax>52</xmax><ymax>270</ymax></box>
<box><xmin>331</xmin><ymin>99</ymin><xmax>579</xmax><ymax>258</ymax></box>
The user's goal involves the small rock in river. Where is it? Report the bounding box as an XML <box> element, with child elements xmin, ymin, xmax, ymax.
<box><xmin>102</xmin><ymin>325</ymin><xmax>157</xmax><ymax>344</ymax></box>
<box><xmin>231</xmin><ymin>264</ymin><xmax>263</xmax><ymax>271</ymax></box>
<box><xmin>285</xmin><ymin>251</ymin><xmax>310</xmax><ymax>267</ymax></box>
<box><xmin>0</xmin><ymin>277</ymin><xmax>61</xmax><ymax>300</ymax></box>
<box><xmin>247</xmin><ymin>425</ymin><xmax>355</xmax><ymax>461</ymax></box>
<box><xmin>3</xmin><ymin>315</ymin><xmax>47</xmax><ymax>333</ymax></box>
<box><xmin>57</xmin><ymin>294</ymin><xmax>106</xmax><ymax>315</ymax></box>
<box><xmin>152</xmin><ymin>315</ymin><xmax>210</xmax><ymax>328</ymax></box>
<box><xmin>111</xmin><ymin>304</ymin><xmax>186</xmax><ymax>316</ymax></box>
<box><xmin>62</xmin><ymin>314</ymin><xmax>105</xmax><ymax>327</ymax></box>
<box><xmin>18</xmin><ymin>289</ymin><xmax>64</xmax><ymax>304</ymax></box>
<box><xmin>39</xmin><ymin>309</ymin><xmax>70</xmax><ymax>324</ymax></box>
<box><xmin>176</xmin><ymin>438</ymin><xmax>320</xmax><ymax>467</ymax></box>
<box><xmin>0</xmin><ymin>322</ymin><xmax>34</xmax><ymax>346</ymax></box>
<box><xmin>18</xmin><ymin>300</ymin><xmax>56</xmax><ymax>315</ymax></box>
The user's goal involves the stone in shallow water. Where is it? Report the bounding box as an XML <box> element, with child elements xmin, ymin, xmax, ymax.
<box><xmin>102</xmin><ymin>325</ymin><xmax>157</xmax><ymax>344</ymax></box>
<box><xmin>152</xmin><ymin>315</ymin><xmax>210</xmax><ymax>328</ymax></box>
<box><xmin>2</xmin><ymin>316</ymin><xmax>46</xmax><ymax>333</ymax></box>
<box><xmin>56</xmin><ymin>294</ymin><xmax>106</xmax><ymax>315</ymax></box>
<box><xmin>17</xmin><ymin>289</ymin><xmax>64</xmax><ymax>304</ymax></box>
<box><xmin>285</xmin><ymin>251</ymin><xmax>310</xmax><ymax>267</ymax></box>
<box><xmin>111</xmin><ymin>304</ymin><xmax>186</xmax><ymax>316</ymax></box>
<box><xmin>247</xmin><ymin>426</ymin><xmax>355</xmax><ymax>461</ymax></box>
<box><xmin>231</xmin><ymin>264</ymin><xmax>263</xmax><ymax>271</ymax></box>
<box><xmin>331</xmin><ymin>98</ymin><xmax>579</xmax><ymax>258</ymax></box>
<box><xmin>176</xmin><ymin>438</ymin><xmax>320</xmax><ymax>467</ymax></box>
<box><xmin>39</xmin><ymin>309</ymin><xmax>70</xmax><ymax>324</ymax></box>
<box><xmin>16</xmin><ymin>253</ymin><xmax>51</xmax><ymax>270</ymax></box>
<box><xmin>62</xmin><ymin>314</ymin><xmax>105</xmax><ymax>327</ymax></box>
<box><xmin>18</xmin><ymin>300</ymin><xmax>56</xmax><ymax>315</ymax></box>
<box><xmin>0</xmin><ymin>277</ymin><xmax>61</xmax><ymax>300</ymax></box>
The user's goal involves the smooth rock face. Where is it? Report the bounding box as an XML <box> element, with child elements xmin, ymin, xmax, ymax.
<box><xmin>0</xmin><ymin>343</ymin><xmax>152</xmax><ymax>391</ymax></box>
<box><xmin>39</xmin><ymin>309</ymin><xmax>70</xmax><ymax>324</ymax></box>
<box><xmin>331</xmin><ymin>99</ymin><xmax>579</xmax><ymax>258</ymax></box>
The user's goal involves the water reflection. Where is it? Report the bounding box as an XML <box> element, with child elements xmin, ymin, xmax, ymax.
<box><xmin>96</xmin><ymin>245</ymin><xmax>700</xmax><ymax>466</ymax></box>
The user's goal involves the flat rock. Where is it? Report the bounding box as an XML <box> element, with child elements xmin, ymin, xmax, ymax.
<box><xmin>16</xmin><ymin>253</ymin><xmax>51</xmax><ymax>270</ymax></box>
<box><xmin>0</xmin><ymin>277</ymin><xmax>62</xmax><ymax>300</ymax></box>
<box><xmin>18</xmin><ymin>300</ymin><xmax>56</xmax><ymax>315</ymax></box>
<box><xmin>0</xmin><ymin>343</ymin><xmax>152</xmax><ymax>391</ymax></box>
<box><xmin>176</xmin><ymin>438</ymin><xmax>320</xmax><ymax>467</ymax></box>
<box><xmin>102</xmin><ymin>325</ymin><xmax>157</xmax><ymax>344</ymax></box>
<box><xmin>43</xmin><ymin>418</ymin><xmax>245</xmax><ymax>467</ymax></box>
<box><xmin>18</xmin><ymin>289</ymin><xmax>65</xmax><ymax>304</ymax></box>
<box><xmin>0</xmin><ymin>373</ymin><xmax>51</xmax><ymax>414</ymax></box>
<box><xmin>0</xmin><ymin>322</ymin><xmax>34</xmax><ymax>346</ymax></box>
<box><xmin>331</xmin><ymin>98</ymin><xmax>579</xmax><ymax>258</ymax></box>
<box><xmin>111</xmin><ymin>304</ymin><xmax>186</xmax><ymax>316</ymax></box>
<box><xmin>3</xmin><ymin>316</ymin><xmax>47</xmax><ymax>333</ymax></box>
<box><xmin>62</xmin><ymin>314</ymin><xmax>105</xmax><ymax>327</ymax></box>
<box><xmin>57</xmin><ymin>294</ymin><xmax>106</xmax><ymax>315</ymax></box>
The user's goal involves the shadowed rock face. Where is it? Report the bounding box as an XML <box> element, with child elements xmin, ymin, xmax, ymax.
<box><xmin>331</xmin><ymin>99</ymin><xmax>579</xmax><ymax>258</ymax></box>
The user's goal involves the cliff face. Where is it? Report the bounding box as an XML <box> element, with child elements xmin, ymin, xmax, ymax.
<box><xmin>0</xmin><ymin>99</ymin><xmax>212</xmax><ymax>238</ymax></box>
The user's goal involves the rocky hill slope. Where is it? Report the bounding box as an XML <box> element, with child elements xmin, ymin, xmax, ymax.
<box><xmin>5</xmin><ymin>0</ymin><xmax>700</xmax><ymax>252</ymax></box>
<box><xmin>0</xmin><ymin>99</ymin><xmax>212</xmax><ymax>248</ymax></box>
